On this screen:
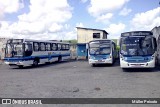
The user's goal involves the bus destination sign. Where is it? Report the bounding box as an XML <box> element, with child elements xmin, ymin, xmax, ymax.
<box><xmin>121</xmin><ymin>31</ymin><xmax>153</xmax><ymax>37</ymax></box>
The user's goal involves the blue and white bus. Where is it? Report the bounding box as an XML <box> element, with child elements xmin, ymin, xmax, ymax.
<box><xmin>119</xmin><ymin>31</ymin><xmax>157</xmax><ymax>68</ymax></box>
<box><xmin>88</xmin><ymin>39</ymin><xmax>117</xmax><ymax>66</ymax></box>
<box><xmin>4</xmin><ymin>39</ymin><xmax>71</xmax><ymax>68</ymax></box>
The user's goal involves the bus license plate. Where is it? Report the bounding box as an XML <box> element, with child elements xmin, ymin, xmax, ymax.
<box><xmin>98</xmin><ymin>60</ymin><xmax>104</xmax><ymax>62</ymax></box>
<box><xmin>133</xmin><ymin>64</ymin><xmax>142</xmax><ymax>67</ymax></box>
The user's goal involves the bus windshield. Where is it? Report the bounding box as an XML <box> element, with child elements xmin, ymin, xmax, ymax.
<box><xmin>5</xmin><ymin>43</ymin><xmax>23</xmax><ymax>57</ymax></box>
<box><xmin>89</xmin><ymin>41</ymin><xmax>111</xmax><ymax>55</ymax></box>
<box><xmin>120</xmin><ymin>36</ymin><xmax>154</xmax><ymax>56</ymax></box>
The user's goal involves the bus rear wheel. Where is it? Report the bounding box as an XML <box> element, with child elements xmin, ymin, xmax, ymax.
<box><xmin>33</xmin><ymin>60</ymin><xmax>38</xmax><ymax>66</ymax></box>
<box><xmin>58</xmin><ymin>56</ymin><xmax>62</xmax><ymax>62</ymax></box>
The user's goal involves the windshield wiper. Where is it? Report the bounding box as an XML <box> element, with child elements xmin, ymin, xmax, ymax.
<box><xmin>93</xmin><ymin>44</ymin><xmax>104</xmax><ymax>55</ymax></box>
<box><xmin>93</xmin><ymin>49</ymin><xmax>100</xmax><ymax>55</ymax></box>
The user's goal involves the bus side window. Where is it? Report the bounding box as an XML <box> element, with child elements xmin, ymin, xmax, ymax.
<box><xmin>66</xmin><ymin>44</ymin><xmax>70</xmax><ymax>50</ymax></box>
<box><xmin>33</xmin><ymin>42</ymin><xmax>39</xmax><ymax>51</ymax></box>
<box><xmin>40</xmin><ymin>42</ymin><xmax>46</xmax><ymax>51</ymax></box>
<box><xmin>61</xmin><ymin>44</ymin><xmax>66</xmax><ymax>51</ymax></box>
<box><xmin>58</xmin><ymin>44</ymin><xmax>61</xmax><ymax>51</ymax></box>
<box><xmin>46</xmin><ymin>43</ymin><xmax>51</xmax><ymax>51</ymax></box>
<box><xmin>52</xmin><ymin>43</ymin><xmax>57</xmax><ymax>51</ymax></box>
<box><xmin>25</xmin><ymin>43</ymin><xmax>33</xmax><ymax>56</ymax></box>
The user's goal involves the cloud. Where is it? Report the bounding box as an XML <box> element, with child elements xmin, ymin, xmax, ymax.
<box><xmin>76</xmin><ymin>22</ymin><xmax>84</xmax><ymax>27</ymax></box>
<box><xmin>96</xmin><ymin>13</ymin><xmax>113</xmax><ymax>23</ymax></box>
<box><xmin>64</xmin><ymin>30</ymin><xmax>77</xmax><ymax>40</ymax></box>
<box><xmin>0</xmin><ymin>0</ymin><xmax>24</xmax><ymax>19</ymax></box>
<box><xmin>0</xmin><ymin>21</ymin><xmax>9</xmax><ymax>29</ymax></box>
<box><xmin>80</xmin><ymin>0</ymin><xmax>88</xmax><ymax>3</ymax></box>
<box><xmin>0</xmin><ymin>0</ymin><xmax>74</xmax><ymax>40</ymax></box>
<box><xmin>131</xmin><ymin>7</ymin><xmax>160</xmax><ymax>31</ymax></box>
<box><xmin>49</xmin><ymin>23</ymin><xmax>63</xmax><ymax>33</ymax></box>
<box><xmin>119</xmin><ymin>7</ymin><xmax>132</xmax><ymax>16</ymax></box>
<box><xmin>14</xmin><ymin>0</ymin><xmax>72</xmax><ymax>35</ymax></box>
<box><xmin>88</xmin><ymin>0</ymin><xmax>129</xmax><ymax>23</ymax></box>
<box><xmin>105</xmin><ymin>23</ymin><xmax>126</xmax><ymax>39</ymax></box>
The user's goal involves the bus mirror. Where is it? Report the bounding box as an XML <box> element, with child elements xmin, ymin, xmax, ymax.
<box><xmin>153</xmin><ymin>38</ymin><xmax>157</xmax><ymax>49</ymax></box>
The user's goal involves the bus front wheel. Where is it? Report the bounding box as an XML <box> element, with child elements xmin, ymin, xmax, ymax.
<box><xmin>18</xmin><ymin>65</ymin><xmax>23</xmax><ymax>68</ymax></box>
<box><xmin>92</xmin><ymin>64</ymin><xmax>96</xmax><ymax>67</ymax></box>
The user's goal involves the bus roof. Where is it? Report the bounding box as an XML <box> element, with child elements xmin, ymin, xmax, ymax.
<box><xmin>7</xmin><ymin>39</ymin><xmax>70</xmax><ymax>44</ymax></box>
<box><xmin>121</xmin><ymin>31</ymin><xmax>153</xmax><ymax>37</ymax></box>
<box><xmin>89</xmin><ymin>39</ymin><xmax>115</xmax><ymax>43</ymax></box>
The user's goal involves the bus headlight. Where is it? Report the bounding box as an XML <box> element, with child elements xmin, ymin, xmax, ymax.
<box><xmin>144</xmin><ymin>57</ymin><xmax>148</xmax><ymax>60</ymax></box>
<box><xmin>120</xmin><ymin>54</ymin><xmax>124</xmax><ymax>60</ymax></box>
<box><xmin>90</xmin><ymin>56</ymin><xmax>95</xmax><ymax>60</ymax></box>
<box><xmin>151</xmin><ymin>55</ymin><xmax>155</xmax><ymax>60</ymax></box>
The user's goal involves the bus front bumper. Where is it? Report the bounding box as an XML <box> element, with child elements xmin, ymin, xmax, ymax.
<box><xmin>120</xmin><ymin>59</ymin><xmax>155</xmax><ymax>68</ymax></box>
<box><xmin>5</xmin><ymin>61</ymin><xmax>23</xmax><ymax>66</ymax></box>
<box><xmin>89</xmin><ymin>58</ymin><xmax>113</xmax><ymax>64</ymax></box>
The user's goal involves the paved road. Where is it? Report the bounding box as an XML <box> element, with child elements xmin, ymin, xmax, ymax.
<box><xmin>0</xmin><ymin>60</ymin><xmax>160</xmax><ymax>107</ymax></box>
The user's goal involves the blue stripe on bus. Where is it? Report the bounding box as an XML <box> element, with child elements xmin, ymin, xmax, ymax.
<box><xmin>90</xmin><ymin>54</ymin><xmax>110</xmax><ymax>60</ymax></box>
<box><xmin>4</xmin><ymin>54</ymin><xmax>70</xmax><ymax>62</ymax></box>
<box><xmin>123</xmin><ymin>56</ymin><xmax>152</xmax><ymax>63</ymax></box>
<box><xmin>122</xmin><ymin>54</ymin><xmax>153</xmax><ymax>57</ymax></box>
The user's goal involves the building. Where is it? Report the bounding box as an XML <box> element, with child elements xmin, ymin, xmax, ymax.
<box><xmin>77</xmin><ymin>27</ymin><xmax>108</xmax><ymax>43</ymax></box>
<box><xmin>152</xmin><ymin>26</ymin><xmax>160</xmax><ymax>40</ymax></box>
<box><xmin>76</xmin><ymin>27</ymin><xmax>108</xmax><ymax>60</ymax></box>
<box><xmin>0</xmin><ymin>38</ymin><xmax>9</xmax><ymax>60</ymax></box>
<box><xmin>151</xmin><ymin>26</ymin><xmax>160</xmax><ymax>65</ymax></box>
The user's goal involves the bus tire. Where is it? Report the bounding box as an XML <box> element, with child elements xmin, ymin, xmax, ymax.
<box><xmin>111</xmin><ymin>59</ymin><xmax>114</xmax><ymax>65</ymax></box>
<box><xmin>33</xmin><ymin>60</ymin><xmax>38</xmax><ymax>66</ymax></box>
<box><xmin>92</xmin><ymin>64</ymin><xmax>96</xmax><ymax>67</ymax></box>
<box><xmin>122</xmin><ymin>68</ymin><xmax>127</xmax><ymax>72</ymax></box>
<box><xmin>18</xmin><ymin>65</ymin><xmax>23</xmax><ymax>68</ymax></box>
<box><xmin>58</xmin><ymin>56</ymin><xmax>62</xmax><ymax>62</ymax></box>
<box><xmin>156</xmin><ymin>58</ymin><xmax>159</xmax><ymax>65</ymax></box>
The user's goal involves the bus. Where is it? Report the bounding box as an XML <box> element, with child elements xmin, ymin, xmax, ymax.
<box><xmin>119</xmin><ymin>31</ymin><xmax>157</xmax><ymax>68</ymax></box>
<box><xmin>88</xmin><ymin>39</ymin><xmax>117</xmax><ymax>66</ymax></box>
<box><xmin>4</xmin><ymin>39</ymin><xmax>71</xmax><ymax>68</ymax></box>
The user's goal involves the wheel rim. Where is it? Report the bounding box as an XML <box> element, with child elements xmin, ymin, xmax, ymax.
<box><xmin>58</xmin><ymin>57</ymin><xmax>62</xmax><ymax>62</ymax></box>
<box><xmin>34</xmin><ymin>60</ymin><xmax>38</xmax><ymax>66</ymax></box>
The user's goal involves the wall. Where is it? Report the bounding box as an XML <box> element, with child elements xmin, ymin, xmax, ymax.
<box><xmin>103</xmin><ymin>32</ymin><xmax>107</xmax><ymax>39</ymax></box>
<box><xmin>152</xmin><ymin>26</ymin><xmax>160</xmax><ymax>40</ymax></box>
<box><xmin>77</xmin><ymin>28</ymin><xmax>105</xmax><ymax>43</ymax></box>
<box><xmin>152</xmin><ymin>26</ymin><xmax>160</xmax><ymax>64</ymax></box>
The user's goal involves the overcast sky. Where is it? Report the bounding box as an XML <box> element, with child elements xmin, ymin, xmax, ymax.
<box><xmin>0</xmin><ymin>0</ymin><xmax>160</xmax><ymax>40</ymax></box>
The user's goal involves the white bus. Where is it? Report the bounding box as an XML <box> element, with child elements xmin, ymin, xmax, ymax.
<box><xmin>88</xmin><ymin>39</ymin><xmax>117</xmax><ymax>66</ymax></box>
<box><xmin>119</xmin><ymin>31</ymin><xmax>157</xmax><ymax>68</ymax></box>
<box><xmin>4</xmin><ymin>39</ymin><xmax>71</xmax><ymax>68</ymax></box>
